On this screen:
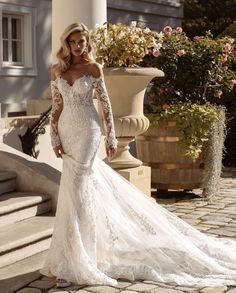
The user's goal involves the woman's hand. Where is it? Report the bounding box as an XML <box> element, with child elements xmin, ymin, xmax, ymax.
<box><xmin>106</xmin><ymin>145</ymin><xmax>117</xmax><ymax>160</ymax></box>
<box><xmin>53</xmin><ymin>144</ymin><xmax>65</xmax><ymax>158</ymax></box>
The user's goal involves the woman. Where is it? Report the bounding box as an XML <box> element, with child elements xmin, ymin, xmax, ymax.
<box><xmin>40</xmin><ymin>22</ymin><xmax>236</xmax><ymax>289</ymax></box>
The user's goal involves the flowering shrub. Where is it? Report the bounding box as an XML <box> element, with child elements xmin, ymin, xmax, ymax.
<box><xmin>143</xmin><ymin>27</ymin><xmax>236</xmax><ymax>106</ymax></box>
<box><xmin>91</xmin><ymin>22</ymin><xmax>163</xmax><ymax>67</ymax></box>
<box><xmin>143</xmin><ymin>26</ymin><xmax>236</xmax><ymax>163</ymax></box>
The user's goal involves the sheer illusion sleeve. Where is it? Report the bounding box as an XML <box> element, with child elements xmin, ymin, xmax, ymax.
<box><xmin>50</xmin><ymin>80</ymin><xmax>63</xmax><ymax>148</ymax></box>
<box><xmin>93</xmin><ymin>77</ymin><xmax>118</xmax><ymax>149</ymax></box>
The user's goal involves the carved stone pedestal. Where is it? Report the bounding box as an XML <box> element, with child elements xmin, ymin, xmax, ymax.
<box><xmin>118</xmin><ymin>165</ymin><xmax>151</xmax><ymax>197</ymax></box>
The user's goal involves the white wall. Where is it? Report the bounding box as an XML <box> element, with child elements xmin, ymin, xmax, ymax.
<box><xmin>107</xmin><ymin>0</ymin><xmax>183</xmax><ymax>30</ymax></box>
<box><xmin>0</xmin><ymin>0</ymin><xmax>52</xmax><ymax>117</ymax></box>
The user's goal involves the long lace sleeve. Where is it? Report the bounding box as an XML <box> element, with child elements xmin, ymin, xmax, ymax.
<box><xmin>50</xmin><ymin>80</ymin><xmax>63</xmax><ymax>148</ymax></box>
<box><xmin>93</xmin><ymin>77</ymin><xmax>118</xmax><ymax>149</ymax></box>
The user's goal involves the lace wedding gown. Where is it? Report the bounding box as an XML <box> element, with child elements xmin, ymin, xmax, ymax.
<box><xmin>40</xmin><ymin>74</ymin><xmax>236</xmax><ymax>288</ymax></box>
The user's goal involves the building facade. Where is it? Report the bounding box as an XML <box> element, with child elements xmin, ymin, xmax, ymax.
<box><xmin>0</xmin><ymin>0</ymin><xmax>52</xmax><ymax>117</ymax></box>
<box><xmin>107</xmin><ymin>0</ymin><xmax>183</xmax><ymax>30</ymax></box>
<box><xmin>0</xmin><ymin>0</ymin><xmax>183</xmax><ymax>118</ymax></box>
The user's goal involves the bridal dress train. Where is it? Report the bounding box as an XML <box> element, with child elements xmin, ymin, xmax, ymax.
<box><xmin>40</xmin><ymin>74</ymin><xmax>236</xmax><ymax>288</ymax></box>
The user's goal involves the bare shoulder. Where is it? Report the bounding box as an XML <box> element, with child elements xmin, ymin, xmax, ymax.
<box><xmin>88</xmin><ymin>62</ymin><xmax>103</xmax><ymax>78</ymax></box>
<box><xmin>51</xmin><ymin>64</ymin><xmax>60</xmax><ymax>80</ymax></box>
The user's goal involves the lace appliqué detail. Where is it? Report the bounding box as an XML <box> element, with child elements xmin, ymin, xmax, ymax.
<box><xmin>50</xmin><ymin>80</ymin><xmax>63</xmax><ymax>148</ymax></box>
<box><xmin>105</xmin><ymin>214</ymin><xmax>119</xmax><ymax>243</ymax></box>
<box><xmin>126</xmin><ymin>203</ymin><xmax>157</xmax><ymax>235</ymax></box>
<box><xmin>92</xmin><ymin>77</ymin><xmax>118</xmax><ymax>149</ymax></box>
<box><xmin>58</xmin><ymin>77</ymin><xmax>95</xmax><ymax>107</ymax></box>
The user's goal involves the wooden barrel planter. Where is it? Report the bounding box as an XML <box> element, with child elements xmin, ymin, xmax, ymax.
<box><xmin>136</xmin><ymin>121</ymin><xmax>204</xmax><ymax>190</ymax></box>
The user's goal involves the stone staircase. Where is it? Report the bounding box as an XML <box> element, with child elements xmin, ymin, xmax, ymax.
<box><xmin>0</xmin><ymin>171</ymin><xmax>54</xmax><ymax>269</ymax></box>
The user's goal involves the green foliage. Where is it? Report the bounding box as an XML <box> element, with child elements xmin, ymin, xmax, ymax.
<box><xmin>147</xmin><ymin>102</ymin><xmax>222</xmax><ymax>161</ymax></box>
<box><xmin>223</xmin><ymin>105</ymin><xmax>236</xmax><ymax>166</ymax></box>
<box><xmin>181</xmin><ymin>2</ymin><xmax>236</xmax><ymax>166</ymax></box>
<box><xmin>143</xmin><ymin>26</ymin><xmax>235</xmax><ymax>162</ymax></box>
<box><xmin>91</xmin><ymin>22</ymin><xmax>162</xmax><ymax>67</ymax></box>
<box><xmin>182</xmin><ymin>0</ymin><xmax>236</xmax><ymax>37</ymax></box>
<box><xmin>220</xmin><ymin>21</ymin><xmax>236</xmax><ymax>38</ymax></box>
<box><xmin>142</xmin><ymin>28</ymin><xmax>236</xmax><ymax>105</ymax></box>
<box><xmin>217</xmin><ymin>32</ymin><xmax>236</xmax><ymax>165</ymax></box>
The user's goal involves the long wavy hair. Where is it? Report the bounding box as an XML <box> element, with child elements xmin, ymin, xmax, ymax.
<box><xmin>56</xmin><ymin>22</ymin><xmax>94</xmax><ymax>73</ymax></box>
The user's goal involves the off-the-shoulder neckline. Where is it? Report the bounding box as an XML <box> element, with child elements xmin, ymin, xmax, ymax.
<box><xmin>51</xmin><ymin>75</ymin><xmax>102</xmax><ymax>87</ymax></box>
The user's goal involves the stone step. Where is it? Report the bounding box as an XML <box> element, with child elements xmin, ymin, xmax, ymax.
<box><xmin>0</xmin><ymin>171</ymin><xmax>17</xmax><ymax>195</ymax></box>
<box><xmin>0</xmin><ymin>171</ymin><xmax>17</xmax><ymax>182</ymax></box>
<box><xmin>0</xmin><ymin>214</ymin><xmax>54</xmax><ymax>268</ymax></box>
<box><xmin>0</xmin><ymin>191</ymin><xmax>52</xmax><ymax>227</ymax></box>
<box><xmin>0</xmin><ymin>250</ymin><xmax>47</xmax><ymax>293</ymax></box>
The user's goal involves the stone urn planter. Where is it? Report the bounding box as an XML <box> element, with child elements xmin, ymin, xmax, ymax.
<box><xmin>101</xmin><ymin>67</ymin><xmax>164</xmax><ymax>169</ymax></box>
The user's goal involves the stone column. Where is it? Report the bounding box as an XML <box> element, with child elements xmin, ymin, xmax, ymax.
<box><xmin>52</xmin><ymin>0</ymin><xmax>107</xmax><ymax>61</ymax></box>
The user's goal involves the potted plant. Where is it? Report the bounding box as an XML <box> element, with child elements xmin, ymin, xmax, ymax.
<box><xmin>136</xmin><ymin>26</ymin><xmax>236</xmax><ymax>199</ymax></box>
<box><xmin>91</xmin><ymin>22</ymin><xmax>164</xmax><ymax>169</ymax></box>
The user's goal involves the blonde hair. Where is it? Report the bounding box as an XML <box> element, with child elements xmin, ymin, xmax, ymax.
<box><xmin>56</xmin><ymin>22</ymin><xmax>94</xmax><ymax>73</ymax></box>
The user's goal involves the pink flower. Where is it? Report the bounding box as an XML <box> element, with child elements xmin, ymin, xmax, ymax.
<box><xmin>176</xmin><ymin>27</ymin><xmax>183</xmax><ymax>33</ymax></box>
<box><xmin>146</xmin><ymin>49</ymin><xmax>153</xmax><ymax>56</ymax></box>
<box><xmin>230</xmin><ymin>79</ymin><xmax>236</xmax><ymax>86</ymax></box>
<box><xmin>233</xmin><ymin>51</ymin><xmax>236</xmax><ymax>58</ymax></box>
<box><xmin>214</xmin><ymin>90</ymin><xmax>223</xmax><ymax>98</ymax></box>
<box><xmin>193</xmin><ymin>36</ymin><xmax>201</xmax><ymax>41</ymax></box>
<box><xmin>177</xmin><ymin>49</ymin><xmax>186</xmax><ymax>56</ymax></box>
<box><xmin>224</xmin><ymin>43</ymin><xmax>232</xmax><ymax>52</ymax></box>
<box><xmin>163</xmin><ymin>26</ymin><xmax>173</xmax><ymax>36</ymax></box>
<box><xmin>222</xmin><ymin>53</ymin><xmax>228</xmax><ymax>62</ymax></box>
<box><xmin>223</xmin><ymin>66</ymin><xmax>228</xmax><ymax>71</ymax></box>
<box><xmin>152</xmin><ymin>49</ymin><xmax>161</xmax><ymax>57</ymax></box>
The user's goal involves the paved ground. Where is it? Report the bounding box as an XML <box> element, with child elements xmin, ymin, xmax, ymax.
<box><xmin>13</xmin><ymin>168</ymin><xmax>236</xmax><ymax>293</ymax></box>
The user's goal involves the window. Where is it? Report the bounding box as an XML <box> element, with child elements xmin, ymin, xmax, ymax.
<box><xmin>0</xmin><ymin>3</ymin><xmax>37</xmax><ymax>76</ymax></box>
<box><xmin>2</xmin><ymin>14</ymin><xmax>23</xmax><ymax>65</ymax></box>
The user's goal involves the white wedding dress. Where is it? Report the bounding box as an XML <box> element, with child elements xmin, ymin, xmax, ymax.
<box><xmin>40</xmin><ymin>74</ymin><xmax>236</xmax><ymax>288</ymax></box>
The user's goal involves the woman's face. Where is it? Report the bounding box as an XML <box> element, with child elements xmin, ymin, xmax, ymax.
<box><xmin>67</xmin><ymin>32</ymin><xmax>87</xmax><ymax>57</ymax></box>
